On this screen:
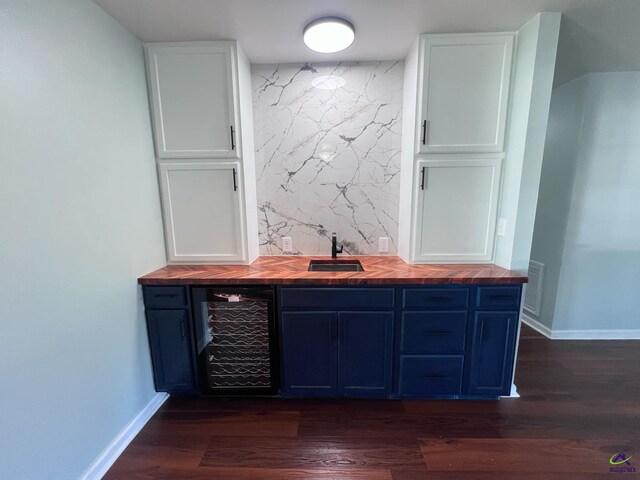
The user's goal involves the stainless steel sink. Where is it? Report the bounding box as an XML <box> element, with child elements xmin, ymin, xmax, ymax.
<box><xmin>307</xmin><ymin>260</ymin><xmax>365</xmax><ymax>272</ymax></box>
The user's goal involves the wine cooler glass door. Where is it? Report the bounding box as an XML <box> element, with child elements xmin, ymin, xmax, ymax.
<box><xmin>192</xmin><ymin>287</ymin><xmax>278</xmax><ymax>395</ymax></box>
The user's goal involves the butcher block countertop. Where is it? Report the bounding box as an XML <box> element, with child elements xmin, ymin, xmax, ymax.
<box><xmin>138</xmin><ymin>256</ymin><xmax>527</xmax><ymax>285</ymax></box>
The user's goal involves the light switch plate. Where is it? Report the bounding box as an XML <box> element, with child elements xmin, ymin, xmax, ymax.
<box><xmin>282</xmin><ymin>236</ymin><xmax>293</xmax><ymax>254</ymax></box>
<box><xmin>496</xmin><ymin>218</ymin><xmax>507</xmax><ymax>237</ymax></box>
<box><xmin>378</xmin><ymin>237</ymin><xmax>390</xmax><ymax>253</ymax></box>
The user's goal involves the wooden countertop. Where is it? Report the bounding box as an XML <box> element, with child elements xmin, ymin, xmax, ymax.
<box><xmin>138</xmin><ymin>256</ymin><xmax>527</xmax><ymax>285</ymax></box>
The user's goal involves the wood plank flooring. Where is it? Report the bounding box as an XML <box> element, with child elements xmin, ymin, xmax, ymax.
<box><xmin>105</xmin><ymin>325</ymin><xmax>640</xmax><ymax>479</ymax></box>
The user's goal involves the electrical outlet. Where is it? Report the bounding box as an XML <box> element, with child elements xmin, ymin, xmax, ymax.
<box><xmin>378</xmin><ymin>237</ymin><xmax>390</xmax><ymax>254</ymax></box>
<box><xmin>496</xmin><ymin>218</ymin><xmax>507</xmax><ymax>237</ymax></box>
<box><xmin>282</xmin><ymin>236</ymin><xmax>293</xmax><ymax>254</ymax></box>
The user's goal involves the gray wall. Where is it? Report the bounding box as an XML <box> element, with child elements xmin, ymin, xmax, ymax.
<box><xmin>553</xmin><ymin>72</ymin><xmax>640</xmax><ymax>332</ymax></box>
<box><xmin>529</xmin><ymin>72</ymin><xmax>640</xmax><ymax>334</ymax></box>
<box><xmin>0</xmin><ymin>1</ymin><xmax>166</xmax><ymax>478</ymax></box>
<box><xmin>527</xmin><ymin>76</ymin><xmax>586</xmax><ymax>331</ymax></box>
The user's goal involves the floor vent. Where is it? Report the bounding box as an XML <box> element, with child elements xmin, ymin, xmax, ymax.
<box><xmin>524</xmin><ymin>260</ymin><xmax>544</xmax><ymax>316</ymax></box>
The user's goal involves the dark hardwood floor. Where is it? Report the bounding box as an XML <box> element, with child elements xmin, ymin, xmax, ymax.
<box><xmin>105</xmin><ymin>325</ymin><xmax>640</xmax><ymax>479</ymax></box>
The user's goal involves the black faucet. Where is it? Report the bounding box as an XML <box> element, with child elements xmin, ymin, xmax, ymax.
<box><xmin>331</xmin><ymin>232</ymin><xmax>343</xmax><ymax>259</ymax></box>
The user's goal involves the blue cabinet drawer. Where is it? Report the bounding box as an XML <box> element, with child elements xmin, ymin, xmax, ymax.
<box><xmin>143</xmin><ymin>286</ymin><xmax>188</xmax><ymax>309</ymax></box>
<box><xmin>398</xmin><ymin>355</ymin><xmax>463</xmax><ymax>396</ymax></box>
<box><xmin>280</xmin><ymin>288</ymin><xmax>394</xmax><ymax>310</ymax></box>
<box><xmin>400</xmin><ymin>312</ymin><xmax>467</xmax><ymax>354</ymax></box>
<box><xmin>476</xmin><ymin>286</ymin><xmax>521</xmax><ymax>310</ymax></box>
<box><xmin>402</xmin><ymin>288</ymin><xmax>469</xmax><ymax>310</ymax></box>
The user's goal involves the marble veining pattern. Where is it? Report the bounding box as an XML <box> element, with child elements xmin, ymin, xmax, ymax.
<box><xmin>252</xmin><ymin>62</ymin><xmax>403</xmax><ymax>255</ymax></box>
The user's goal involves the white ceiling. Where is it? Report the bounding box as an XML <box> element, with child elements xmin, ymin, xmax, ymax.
<box><xmin>95</xmin><ymin>0</ymin><xmax>640</xmax><ymax>86</ymax></box>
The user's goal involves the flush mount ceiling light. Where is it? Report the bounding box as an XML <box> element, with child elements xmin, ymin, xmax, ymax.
<box><xmin>303</xmin><ymin>17</ymin><xmax>355</xmax><ymax>54</ymax></box>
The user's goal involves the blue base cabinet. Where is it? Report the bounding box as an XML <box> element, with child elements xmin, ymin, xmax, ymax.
<box><xmin>140</xmin><ymin>283</ymin><xmax>522</xmax><ymax>399</ymax></box>
<box><xmin>279</xmin><ymin>287</ymin><xmax>394</xmax><ymax>398</ymax></box>
<box><xmin>143</xmin><ymin>286</ymin><xmax>197</xmax><ymax>394</ymax></box>
<box><xmin>396</xmin><ymin>285</ymin><xmax>521</xmax><ymax>398</ymax></box>
<box><xmin>396</xmin><ymin>286</ymin><xmax>469</xmax><ymax>397</ymax></box>
<box><xmin>462</xmin><ymin>285</ymin><xmax>522</xmax><ymax>397</ymax></box>
<box><xmin>280</xmin><ymin>284</ymin><xmax>522</xmax><ymax>399</ymax></box>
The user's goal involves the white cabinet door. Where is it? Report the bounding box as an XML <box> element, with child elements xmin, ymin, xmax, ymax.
<box><xmin>158</xmin><ymin>162</ymin><xmax>245</xmax><ymax>263</ymax></box>
<box><xmin>146</xmin><ymin>44</ymin><xmax>238</xmax><ymax>159</ymax></box>
<box><xmin>414</xmin><ymin>159</ymin><xmax>502</xmax><ymax>263</ymax></box>
<box><xmin>417</xmin><ymin>35</ymin><xmax>513</xmax><ymax>154</ymax></box>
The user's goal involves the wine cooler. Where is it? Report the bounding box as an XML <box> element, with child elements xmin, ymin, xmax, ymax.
<box><xmin>191</xmin><ymin>286</ymin><xmax>278</xmax><ymax>395</ymax></box>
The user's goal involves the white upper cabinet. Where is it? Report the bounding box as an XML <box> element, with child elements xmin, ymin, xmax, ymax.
<box><xmin>413</xmin><ymin>159</ymin><xmax>502</xmax><ymax>263</ymax></box>
<box><xmin>417</xmin><ymin>34</ymin><xmax>514</xmax><ymax>154</ymax></box>
<box><xmin>145</xmin><ymin>41</ymin><xmax>259</xmax><ymax>265</ymax></box>
<box><xmin>158</xmin><ymin>162</ymin><xmax>245</xmax><ymax>263</ymax></box>
<box><xmin>145</xmin><ymin>43</ymin><xmax>239</xmax><ymax>159</ymax></box>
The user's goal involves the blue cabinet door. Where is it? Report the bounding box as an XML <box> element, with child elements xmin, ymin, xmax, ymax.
<box><xmin>146</xmin><ymin>309</ymin><xmax>197</xmax><ymax>393</ymax></box>
<box><xmin>339</xmin><ymin>312</ymin><xmax>393</xmax><ymax>397</ymax></box>
<box><xmin>464</xmin><ymin>311</ymin><xmax>518</xmax><ymax>396</ymax></box>
<box><xmin>281</xmin><ymin>312</ymin><xmax>338</xmax><ymax>396</ymax></box>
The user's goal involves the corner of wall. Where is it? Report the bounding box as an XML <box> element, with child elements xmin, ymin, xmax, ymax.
<box><xmin>398</xmin><ymin>38</ymin><xmax>420</xmax><ymax>262</ymax></box>
<box><xmin>236</xmin><ymin>43</ymin><xmax>260</xmax><ymax>262</ymax></box>
<box><xmin>495</xmin><ymin>12</ymin><xmax>560</xmax><ymax>271</ymax></box>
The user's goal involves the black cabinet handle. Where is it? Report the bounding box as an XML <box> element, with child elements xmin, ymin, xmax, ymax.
<box><xmin>179</xmin><ymin>319</ymin><xmax>186</xmax><ymax>339</ymax></box>
<box><xmin>422</xmin><ymin>374</ymin><xmax>445</xmax><ymax>379</ymax></box>
<box><xmin>421</xmin><ymin>120</ymin><xmax>427</xmax><ymax>145</ymax></box>
<box><xmin>156</xmin><ymin>294</ymin><xmax>179</xmax><ymax>298</ymax></box>
<box><xmin>428</xmin><ymin>296</ymin><xmax>450</xmax><ymax>302</ymax></box>
<box><xmin>230</xmin><ymin>125</ymin><xmax>236</xmax><ymax>150</ymax></box>
<box><xmin>422</xmin><ymin>331</ymin><xmax>450</xmax><ymax>336</ymax></box>
<box><xmin>489</xmin><ymin>294</ymin><xmax>515</xmax><ymax>301</ymax></box>
<box><xmin>232</xmin><ymin>168</ymin><xmax>238</xmax><ymax>191</ymax></box>
<box><xmin>420</xmin><ymin>167</ymin><xmax>426</xmax><ymax>190</ymax></box>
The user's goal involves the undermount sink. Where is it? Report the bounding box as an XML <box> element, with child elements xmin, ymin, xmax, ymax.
<box><xmin>307</xmin><ymin>260</ymin><xmax>365</xmax><ymax>272</ymax></box>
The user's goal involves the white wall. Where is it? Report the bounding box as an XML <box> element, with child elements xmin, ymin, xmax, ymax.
<box><xmin>495</xmin><ymin>12</ymin><xmax>561</xmax><ymax>273</ymax></box>
<box><xmin>551</xmin><ymin>72</ymin><xmax>640</xmax><ymax>333</ymax></box>
<box><xmin>0</xmin><ymin>1</ymin><xmax>166</xmax><ymax>478</ymax></box>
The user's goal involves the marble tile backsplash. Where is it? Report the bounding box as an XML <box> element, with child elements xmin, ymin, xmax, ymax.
<box><xmin>252</xmin><ymin>61</ymin><xmax>403</xmax><ymax>255</ymax></box>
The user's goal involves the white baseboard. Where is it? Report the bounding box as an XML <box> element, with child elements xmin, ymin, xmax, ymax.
<box><xmin>500</xmin><ymin>383</ymin><xmax>520</xmax><ymax>399</ymax></box>
<box><xmin>79</xmin><ymin>392</ymin><xmax>169</xmax><ymax>480</ymax></box>
<box><xmin>522</xmin><ymin>314</ymin><xmax>640</xmax><ymax>340</ymax></box>
<box><xmin>550</xmin><ymin>329</ymin><xmax>640</xmax><ymax>340</ymax></box>
<box><xmin>521</xmin><ymin>314</ymin><xmax>553</xmax><ymax>338</ymax></box>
